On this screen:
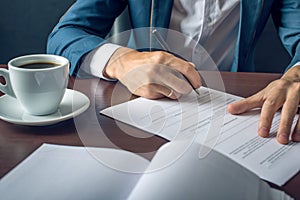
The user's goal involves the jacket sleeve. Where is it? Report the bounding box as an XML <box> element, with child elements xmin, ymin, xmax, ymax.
<box><xmin>272</xmin><ymin>0</ymin><xmax>300</xmax><ymax>71</ymax></box>
<box><xmin>46</xmin><ymin>0</ymin><xmax>127</xmax><ymax>76</ymax></box>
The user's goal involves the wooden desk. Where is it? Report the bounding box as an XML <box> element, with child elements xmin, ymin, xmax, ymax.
<box><xmin>0</xmin><ymin>65</ymin><xmax>299</xmax><ymax>198</ymax></box>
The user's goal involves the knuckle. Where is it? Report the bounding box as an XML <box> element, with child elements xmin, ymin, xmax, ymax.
<box><xmin>264</xmin><ymin>98</ymin><xmax>277</xmax><ymax>107</ymax></box>
<box><xmin>150</xmin><ymin>51</ymin><xmax>167</xmax><ymax>63</ymax></box>
<box><xmin>181</xmin><ymin>64</ymin><xmax>193</xmax><ymax>74</ymax></box>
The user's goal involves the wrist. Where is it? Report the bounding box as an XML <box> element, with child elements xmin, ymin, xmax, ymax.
<box><xmin>281</xmin><ymin>64</ymin><xmax>300</xmax><ymax>82</ymax></box>
<box><xmin>104</xmin><ymin>47</ymin><xmax>135</xmax><ymax>79</ymax></box>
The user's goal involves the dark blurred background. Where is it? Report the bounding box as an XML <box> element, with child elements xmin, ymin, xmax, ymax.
<box><xmin>0</xmin><ymin>0</ymin><xmax>75</xmax><ymax>64</ymax></box>
<box><xmin>0</xmin><ymin>0</ymin><xmax>291</xmax><ymax>73</ymax></box>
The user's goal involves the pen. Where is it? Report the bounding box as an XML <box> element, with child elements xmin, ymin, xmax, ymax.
<box><xmin>152</xmin><ymin>29</ymin><xmax>200</xmax><ymax>96</ymax></box>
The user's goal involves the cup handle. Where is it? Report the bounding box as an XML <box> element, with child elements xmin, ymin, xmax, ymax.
<box><xmin>0</xmin><ymin>68</ymin><xmax>16</xmax><ymax>98</ymax></box>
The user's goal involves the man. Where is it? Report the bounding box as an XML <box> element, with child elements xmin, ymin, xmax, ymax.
<box><xmin>47</xmin><ymin>0</ymin><xmax>300</xmax><ymax>144</ymax></box>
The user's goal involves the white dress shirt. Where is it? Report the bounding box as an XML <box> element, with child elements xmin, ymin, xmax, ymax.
<box><xmin>80</xmin><ymin>0</ymin><xmax>241</xmax><ymax>79</ymax></box>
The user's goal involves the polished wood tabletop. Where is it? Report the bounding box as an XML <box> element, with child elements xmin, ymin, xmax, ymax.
<box><xmin>0</xmin><ymin>64</ymin><xmax>299</xmax><ymax>198</ymax></box>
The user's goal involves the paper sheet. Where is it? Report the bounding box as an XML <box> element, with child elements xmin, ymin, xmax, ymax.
<box><xmin>0</xmin><ymin>143</ymin><xmax>293</xmax><ymax>200</ymax></box>
<box><xmin>101</xmin><ymin>87</ymin><xmax>300</xmax><ymax>186</ymax></box>
<box><xmin>0</xmin><ymin>144</ymin><xmax>149</xmax><ymax>200</ymax></box>
<box><xmin>128</xmin><ymin>141</ymin><xmax>293</xmax><ymax>200</ymax></box>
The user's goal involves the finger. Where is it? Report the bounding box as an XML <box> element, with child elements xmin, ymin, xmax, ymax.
<box><xmin>178</xmin><ymin>61</ymin><xmax>202</xmax><ymax>89</ymax></box>
<box><xmin>156</xmin><ymin>84</ymin><xmax>181</xmax><ymax>99</ymax></box>
<box><xmin>134</xmin><ymin>83</ymin><xmax>180</xmax><ymax>100</ymax></box>
<box><xmin>227</xmin><ymin>92</ymin><xmax>264</xmax><ymax>115</ymax></box>
<box><xmin>258</xmin><ymin>97</ymin><xmax>285</xmax><ymax>138</ymax></box>
<box><xmin>276</xmin><ymin>93</ymin><xmax>299</xmax><ymax>144</ymax></box>
<box><xmin>164</xmin><ymin>54</ymin><xmax>202</xmax><ymax>89</ymax></box>
<box><xmin>163</xmin><ymin>70</ymin><xmax>194</xmax><ymax>95</ymax></box>
<box><xmin>292</xmin><ymin>114</ymin><xmax>300</xmax><ymax>142</ymax></box>
<box><xmin>187</xmin><ymin>62</ymin><xmax>202</xmax><ymax>89</ymax></box>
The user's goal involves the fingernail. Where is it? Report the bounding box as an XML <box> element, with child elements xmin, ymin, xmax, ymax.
<box><xmin>278</xmin><ymin>133</ymin><xmax>289</xmax><ymax>144</ymax></box>
<box><xmin>258</xmin><ymin>127</ymin><xmax>269</xmax><ymax>137</ymax></box>
<box><xmin>188</xmin><ymin>62</ymin><xmax>195</xmax><ymax>67</ymax></box>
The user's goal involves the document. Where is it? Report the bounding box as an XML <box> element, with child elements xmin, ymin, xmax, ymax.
<box><xmin>101</xmin><ymin>87</ymin><xmax>300</xmax><ymax>186</ymax></box>
<box><xmin>0</xmin><ymin>143</ymin><xmax>293</xmax><ymax>200</ymax></box>
<box><xmin>0</xmin><ymin>144</ymin><xmax>148</xmax><ymax>200</ymax></box>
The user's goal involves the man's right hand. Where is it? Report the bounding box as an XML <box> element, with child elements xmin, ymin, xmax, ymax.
<box><xmin>104</xmin><ymin>47</ymin><xmax>202</xmax><ymax>99</ymax></box>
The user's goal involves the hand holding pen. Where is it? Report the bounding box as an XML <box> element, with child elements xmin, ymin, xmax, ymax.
<box><xmin>152</xmin><ymin>29</ymin><xmax>201</xmax><ymax>96</ymax></box>
<box><xmin>104</xmin><ymin>30</ymin><xmax>201</xmax><ymax>99</ymax></box>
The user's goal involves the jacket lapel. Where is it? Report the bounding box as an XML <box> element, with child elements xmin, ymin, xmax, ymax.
<box><xmin>152</xmin><ymin>0</ymin><xmax>174</xmax><ymax>28</ymax></box>
<box><xmin>233</xmin><ymin>0</ymin><xmax>267</xmax><ymax>72</ymax></box>
<box><xmin>128</xmin><ymin>0</ymin><xmax>173</xmax><ymax>28</ymax></box>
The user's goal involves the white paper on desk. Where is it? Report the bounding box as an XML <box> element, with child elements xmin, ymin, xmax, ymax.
<box><xmin>100</xmin><ymin>87</ymin><xmax>300</xmax><ymax>186</ymax></box>
<box><xmin>0</xmin><ymin>144</ymin><xmax>149</xmax><ymax>200</ymax></box>
<box><xmin>128</xmin><ymin>141</ymin><xmax>293</xmax><ymax>200</ymax></box>
<box><xmin>0</xmin><ymin>143</ymin><xmax>293</xmax><ymax>200</ymax></box>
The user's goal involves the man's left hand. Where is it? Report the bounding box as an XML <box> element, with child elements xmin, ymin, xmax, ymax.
<box><xmin>227</xmin><ymin>65</ymin><xmax>300</xmax><ymax>144</ymax></box>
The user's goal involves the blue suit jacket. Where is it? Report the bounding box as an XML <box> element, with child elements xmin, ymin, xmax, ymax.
<box><xmin>47</xmin><ymin>0</ymin><xmax>300</xmax><ymax>76</ymax></box>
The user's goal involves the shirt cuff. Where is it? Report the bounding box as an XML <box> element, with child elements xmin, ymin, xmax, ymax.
<box><xmin>79</xmin><ymin>43</ymin><xmax>121</xmax><ymax>81</ymax></box>
<box><xmin>293</xmin><ymin>61</ymin><xmax>300</xmax><ymax>67</ymax></box>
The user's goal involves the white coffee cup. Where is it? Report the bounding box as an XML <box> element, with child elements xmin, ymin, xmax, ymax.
<box><xmin>0</xmin><ymin>54</ymin><xmax>69</xmax><ymax>115</ymax></box>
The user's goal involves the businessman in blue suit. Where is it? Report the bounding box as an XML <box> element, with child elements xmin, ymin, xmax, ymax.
<box><xmin>48</xmin><ymin>0</ymin><xmax>300</xmax><ymax>144</ymax></box>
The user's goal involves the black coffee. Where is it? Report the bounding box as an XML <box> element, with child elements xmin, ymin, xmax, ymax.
<box><xmin>19</xmin><ymin>62</ymin><xmax>60</xmax><ymax>69</ymax></box>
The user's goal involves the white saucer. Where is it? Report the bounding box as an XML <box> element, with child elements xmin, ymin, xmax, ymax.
<box><xmin>0</xmin><ymin>89</ymin><xmax>90</xmax><ymax>126</ymax></box>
